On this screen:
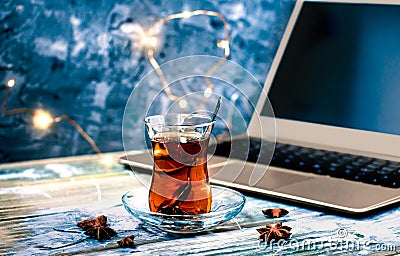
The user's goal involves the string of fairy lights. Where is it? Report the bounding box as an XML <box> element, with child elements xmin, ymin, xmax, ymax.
<box><xmin>1</xmin><ymin>9</ymin><xmax>230</xmax><ymax>164</ymax></box>
<box><xmin>1</xmin><ymin>78</ymin><xmax>114</xmax><ymax>167</ymax></box>
<box><xmin>122</xmin><ymin>10</ymin><xmax>231</xmax><ymax>108</ymax></box>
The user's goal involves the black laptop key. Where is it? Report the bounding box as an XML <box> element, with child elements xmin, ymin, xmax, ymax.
<box><xmin>388</xmin><ymin>181</ymin><xmax>400</xmax><ymax>188</ymax></box>
<box><xmin>327</xmin><ymin>166</ymin><xmax>341</xmax><ymax>177</ymax></box>
<box><xmin>329</xmin><ymin>161</ymin><xmax>344</xmax><ymax>168</ymax></box>
<box><xmin>386</xmin><ymin>162</ymin><xmax>400</xmax><ymax>169</ymax></box>
<box><xmin>247</xmin><ymin>152</ymin><xmax>259</xmax><ymax>163</ymax></box>
<box><xmin>361</xmin><ymin>166</ymin><xmax>379</xmax><ymax>173</ymax></box>
<box><xmin>380</xmin><ymin>176</ymin><xmax>400</xmax><ymax>188</ymax></box>
<box><xmin>283</xmin><ymin>158</ymin><xmax>293</xmax><ymax>166</ymax></box>
<box><xmin>342</xmin><ymin>166</ymin><xmax>359</xmax><ymax>179</ymax></box>
<box><xmin>382</xmin><ymin>166</ymin><xmax>398</xmax><ymax>172</ymax></box>
<box><xmin>351</xmin><ymin>160</ymin><xmax>370</xmax><ymax>168</ymax></box>
<box><xmin>356</xmin><ymin>168</ymin><xmax>379</xmax><ymax>184</ymax></box>
<box><xmin>366</xmin><ymin>177</ymin><xmax>380</xmax><ymax>185</ymax></box>
<box><xmin>366</xmin><ymin>163</ymin><xmax>384</xmax><ymax>169</ymax></box>
<box><xmin>286</xmin><ymin>145</ymin><xmax>300</xmax><ymax>152</ymax></box>
<box><xmin>340</xmin><ymin>155</ymin><xmax>358</xmax><ymax>163</ymax></box>
<box><xmin>309</xmin><ymin>163</ymin><xmax>328</xmax><ymax>175</ymax></box>
<box><xmin>309</xmin><ymin>152</ymin><xmax>325</xmax><ymax>160</ymax></box>
<box><xmin>377</xmin><ymin>167</ymin><xmax>395</xmax><ymax>175</ymax></box>
<box><xmin>326</xmin><ymin>162</ymin><xmax>347</xmax><ymax>177</ymax></box>
<box><xmin>371</xmin><ymin>159</ymin><xmax>387</xmax><ymax>165</ymax></box>
<box><xmin>298</xmin><ymin>161</ymin><xmax>306</xmax><ymax>167</ymax></box>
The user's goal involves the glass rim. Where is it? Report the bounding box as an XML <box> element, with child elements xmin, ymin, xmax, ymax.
<box><xmin>144</xmin><ymin>113</ymin><xmax>215</xmax><ymax>127</ymax></box>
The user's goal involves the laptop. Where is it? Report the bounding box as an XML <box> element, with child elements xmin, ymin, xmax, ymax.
<box><xmin>120</xmin><ymin>0</ymin><xmax>400</xmax><ymax>215</ymax></box>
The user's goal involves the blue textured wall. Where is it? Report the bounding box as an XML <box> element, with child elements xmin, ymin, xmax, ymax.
<box><xmin>0</xmin><ymin>0</ymin><xmax>295</xmax><ymax>163</ymax></box>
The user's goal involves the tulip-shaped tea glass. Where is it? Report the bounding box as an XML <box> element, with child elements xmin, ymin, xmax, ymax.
<box><xmin>145</xmin><ymin>114</ymin><xmax>215</xmax><ymax>215</ymax></box>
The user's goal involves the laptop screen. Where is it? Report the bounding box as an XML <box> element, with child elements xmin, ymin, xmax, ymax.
<box><xmin>265</xmin><ymin>2</ymin><xmax>400</xmax><ymax>136</ymax></box>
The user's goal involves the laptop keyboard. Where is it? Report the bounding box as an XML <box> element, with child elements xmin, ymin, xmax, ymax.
<box><xmin>213</xmin><ymin>138</ymin><xmax>400</xmax><ymax>188</ymax></box>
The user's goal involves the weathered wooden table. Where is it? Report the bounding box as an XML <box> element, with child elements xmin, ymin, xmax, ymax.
<box><xmin>1</xmin><ymin>154</ymin><xmax>399</xmax><ymax>255</ymax></box>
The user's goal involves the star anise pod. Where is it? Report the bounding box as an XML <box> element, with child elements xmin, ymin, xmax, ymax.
<box><xmin>77</xmin><ymin>215</ymin><xmax>117</xmax><ymax>241</ymax></box>
<box><xmin>84</xmin><ymin>226</ymin><xmax>117</xmax><ymax>241</ymax></box>
<box><xmin>262</xmin><ymin>208</ymin><xmax>289</xmax><ymax>218</ymax></box>
<box><xmin>256</xmin><ymin>222</ymin><xmax>292</xmax><ymax>243</ymax></box>
<box><xmin>157</xmin><ymin>204</ymin><xmax>189</xmax><ymax>215</ymax></box>
<box><xmin>118</xmin><ymin>235</ymin><xmax>135</xmax><ymax>248</ymax></box>
<box><xmin>76</xmin><ymin>219</ymin><xmax>95</xmax><ymax>230</ymax></box>
<box><xmin>77</xmin><ymin>215</ymin><xmax>107</xmax><ymax>230</ymax></box>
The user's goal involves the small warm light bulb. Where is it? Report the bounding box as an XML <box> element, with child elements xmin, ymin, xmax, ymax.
<box><xmin>217</xmin><ymin>39</ymin><xmax>230</xmax><ymax>55</ymax></box>
<box><xmin>204</xmin><ymin>88</ymin><xmax>213</xmax><ymax>98</ymax></box>
<box><xmin>217</xmin><ymin>39</ymin><xmax>229</xmax><ymax>49</ymax></box>
<box><xmin>140</xmin><ymin>35</ymin><xmax>158</xmax><ymax>49</ymax></box>
<box><xmin>182</xmin><ymin>11</ymin><xmax>192</xmax><ymax>18</ymax></box>
<box><xmin>7</xmin><ymin>78</ymin><xmax>16</xmax><ymax>88</ymax></box>
<box><xmin>149</xmin><ymin>36</ymin><xmax>158</xmax><ymax>48</ymax></box>
<box><xmin>100</xmin><ymin>155</ymin><xmax>114</xmax><ymax>168</ymax></box>
<box><xmin>179</xmin><ymin>99</ymin><xmax>188</xmax><ymax>109</ymax></box>
<box><xmin>33</xmin><ymin>110</ymin><xmax>53</xmax><ymax>130</ymax></box>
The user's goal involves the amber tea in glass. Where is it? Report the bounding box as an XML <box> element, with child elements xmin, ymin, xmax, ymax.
<box><xmin>145</xmin><ymin>114</ymin><xmax>214</xmax><ymax>215</ymax></box>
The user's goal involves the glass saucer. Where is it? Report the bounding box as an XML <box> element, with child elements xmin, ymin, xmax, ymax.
<box><xmin>122</xmin><ymin>185</ymin><xmax>246</xmax><ymax>234</ymax></box>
